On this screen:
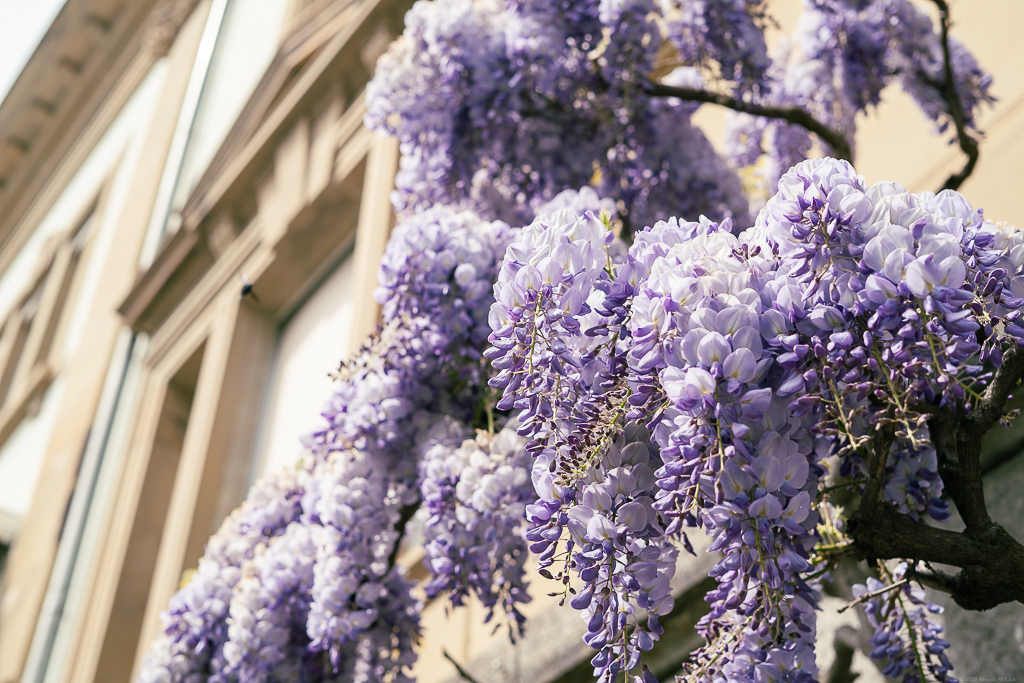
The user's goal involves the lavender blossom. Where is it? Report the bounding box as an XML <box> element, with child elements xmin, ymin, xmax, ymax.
<box><xmin>419</xmin><ymin>419</ymin><xmax>534</xmax><ymax>627</ymax></box>
<box><xmin>366</xmin><ymin>0</ymin><xmax>748</xmax><ymax>230</ymax></box>
<box><xmin>854</xmin><ymin>562</ymin><xmax>956</xmax><ymax>683</ymax></box>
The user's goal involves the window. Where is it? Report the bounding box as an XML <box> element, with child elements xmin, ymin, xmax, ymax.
<box><xmin>94</xmin><ymin>343</ymin><xmax>205</xmax><ymax>683</ymax></box>
<box><xmin>253</xmin><ymin>251</ymin><xmax>356</xmax><ymax>479</ymax></box>
<box><xmin>0</xmin><ymin>208</ymin><xmax>94</xmax><ymax>444</ymax></box>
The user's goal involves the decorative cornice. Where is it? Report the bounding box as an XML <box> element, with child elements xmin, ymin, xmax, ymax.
<box><xmin>144</xmin><ymin>0</ymin><xmax>203</xmax><ymax>57</ymax></box>
<box><xmin>0</xmin><ymin>0</ymin><xmax>193</xmax><ymax>275</ymax></box>
<box><xmin>119</xmin><ymin>0</ymin><xmax>414</xmax><ymax>334</ymax></box>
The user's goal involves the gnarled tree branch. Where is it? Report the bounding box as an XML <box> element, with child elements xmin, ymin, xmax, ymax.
<box><xmin>849</xmin><ymin>504</ymin><xmax>1024</xmax><ymax>611</ymax></box>
<box><xmin>931</xmin><ymin>0</ymin><xmax>981</xmax><ymax>192</ymax></box>
<box><xmin>962</xmin><ymin>346</ymin><xmax>1024</xmax><ymax>438</ymax></box>
<box><xmin>849</xmin><ymin>348</ymin><xmax>1024</xmax><ymax>611</ymax></box>
<box><xmin>929</xmin><ymin>407</ymin><xmax>990</xmax><ymax>531</ymax></box>
<box><xmin>644</xmin><ymin>82</ymin><xmax>852</xmax><ymax>162</ymax></box>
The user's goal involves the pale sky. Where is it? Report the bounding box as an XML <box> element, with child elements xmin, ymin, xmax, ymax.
<box><xmin>0</xmin><ymin>0</ymin><xmax>69</xmax><ymax>105</ymax></box>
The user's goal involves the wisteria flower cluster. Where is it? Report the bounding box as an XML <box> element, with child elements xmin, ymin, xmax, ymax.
<box><xmin>320</xmin><ymin>205</ymin><xmax>513</xmax><ymax>456</ymax></box>
<box><xmin>419</xmin><ymin>418</ymin><xmax>535</xmax><ymax>628</ymax></box>
<box><xmin>137</xmin><ymin>0</ymin><xmax>1005</xmax><ymax>677</ymax></box>
<box><xmin>528</xmin><ymin>423</ymin><xmax>679</xmax><ymax>680</ymax></box>
<box><xmin>138</xmin><ymin>206</ymin><xmax>515</xmax><ymax>682</ymax></box>
<box><xmin>853</xmin><ymin>562</ymin><xmax>955</xmax><ymax>682</ymax></box>
<box><xmin>366</xmin><ymin>0</ymin><xmax>749</xmax><ymax>231</ymax></box>
<box><xmin>139</xmin><ymin>471</ymin><xmax>306</xmax><ymax>682</ymax></box>
<box><xmin>481</xmin><ymin>157</ymin><xmax>1024</xmax><ymax>683</ymax></box>
<box><xmin>142</xmin><ymin>151</ymin><xmax>1023</xmax><ymax>683</ymax></box>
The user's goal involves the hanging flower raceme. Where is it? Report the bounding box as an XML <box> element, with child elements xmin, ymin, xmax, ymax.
<box><xmin>853</xmin><ymin>562</ymin><xmax>955</xmax><ymax>683</ymax></box>
<box><xmin>560</xmin><ymin>425</ymin><xmax>678</xmax><ymax>681</ymax></box>
<box><xmin>138</xmin><ymin>205</ymin><xmax>514</xmax><ymax>683</ymax></box>
<box><xmin>419</xmin><ymin>418</ymin><xmax>535</xmax><ymax>629</ymax></box>
<box><xmin>138</xmin><ymin>471</ymin><xmax>306</xmax><ymax>683</ymax></box>
<box><xmin>220</xmin><ymin>521</ymin><xmax>319</xmax><ymax>682</ymax></box>
<box><xmin>486</xmin><ymin>195</ymin><xmax>619</xmax><ymax>449</ymax></box>
<box><xmin>317</xmin><ymin>205</ymin><xmax>513</xmax><ymax>458</ymax></box>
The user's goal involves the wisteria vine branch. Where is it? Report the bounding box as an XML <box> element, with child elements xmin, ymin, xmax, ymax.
<box><xmin>442</xmin><ymin>650</ymin><xmax>482</xmax><ymax>683</ymax></box>
<box><xmin>849</xmin><ymin>350</ymin><xmax>1024</xmax><ymax>611</ymax></box>
<box><xmin>645</xmin><ymin>81</ymin><xmax>853</xmax><ymax>162</ymax></box>
<box><xmin>386</xmin><ymin>500</ymin><xmax>422</xmax><ymax>572</ymax></box>
<box><xmin>931</xmin><ymin>0</ymin><xmax>982</xmax><ymax>192</ymax></box>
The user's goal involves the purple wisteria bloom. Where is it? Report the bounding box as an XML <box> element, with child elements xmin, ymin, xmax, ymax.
<box><xmin>486</xmin><ymin>158</ymin><xmax>1023</xmax><ymax>681</ymax></box>
<box><xmin>853</xmin><ymin>562</ymin><xmax>956</xmax><ymax>683</ymax></box>
<box><xmin>136</xmin><ymin>0</ymin><xmax>1003</xmax><ymax>676</ymax></box>
<box><xmin>419</xmin><ymin>418</ymin><xmax>534</xmax><ymax>627</ymax></box>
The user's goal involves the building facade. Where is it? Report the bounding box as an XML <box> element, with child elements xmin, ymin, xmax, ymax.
<box><xmin>0</xmin><ymin>1</ymin><xmax>1020</xmax><ymax>683</ymax></box>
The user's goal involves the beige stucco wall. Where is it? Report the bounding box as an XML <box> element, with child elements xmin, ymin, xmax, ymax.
<box><xmin>0</xmin><ymin>4</ymin><xmax>214</xmax><ymax>681</ymax></box>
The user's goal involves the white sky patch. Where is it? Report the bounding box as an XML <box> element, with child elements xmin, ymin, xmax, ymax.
<box><xmin>0</xmin><ymin>0</ymin><xmax>68</xmax><ymax>104</ymax></box>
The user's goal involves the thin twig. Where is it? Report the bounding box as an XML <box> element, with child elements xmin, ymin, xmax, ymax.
<box><xmin>645</xmin><ymin>81</ymin><xmax>852</xmax><ymax>161</ymax></box>
<box><xmin>386</xmin><ymin>500</ymin><xmax>421</xmax><ymax>572</ymax></box>
<box><xmin>806</xmin><ymin>544</ymin><xmax>858</xmax><ymax>581</ymax></box>
<box><xmin>816</xmin><ymin>479</ymin><xmax>867</xmax><ymax>501</ymax></box>
<box><xmin>930</xmin><ymin>0</ymin><xmax>981</xmax><ymax>191</ymax></box>
<box><xmin>443</xmin><ymin>649</ymin><xmax>484</xmax><ymax>683</ymax></box>
<box><xmin>912</xmin><ymin>567</ymin><xmax>958</xmax><ymax>595</ymax></box>
<box><xmin>838</xmin><ymin>577</ymin><xmax>909</xmax><ymax>613</ymax></box>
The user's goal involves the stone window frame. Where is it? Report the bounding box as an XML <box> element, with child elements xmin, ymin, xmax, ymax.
<box><xmin>0</xmin><ymin>193</ymin><xmax>104</xmax><ymax>448</ymax></box>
